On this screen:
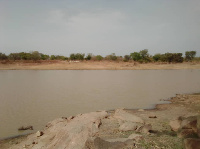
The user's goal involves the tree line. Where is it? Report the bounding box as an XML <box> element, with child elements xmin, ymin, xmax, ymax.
<box><xmin>0</xmin><ymin>50</ymin><xmax>198</xmax><ymax>63</ymax></box>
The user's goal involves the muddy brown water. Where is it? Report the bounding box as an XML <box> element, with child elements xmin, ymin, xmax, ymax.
<box><xmin>0</xmin><ymin>70</ymin><xmax>200</xmax><ymax>139</ymax></box>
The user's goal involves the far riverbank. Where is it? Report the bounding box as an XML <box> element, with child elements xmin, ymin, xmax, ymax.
<box><xmin>0</xmin><ymin>60</ymin><xmax>200</xmax><ymax>70</ymax></box>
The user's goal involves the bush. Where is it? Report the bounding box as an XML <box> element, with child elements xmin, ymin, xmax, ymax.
<box><xmin>0</xmin><ymin>53</ymin><xmax>8</xmax><ymax>60</ymax></box>
<box><xmin>123</xmin><ymin>55</ymin><xmax>130</xmax><ymax>62</ymax></box>
<box><xmin>185</xmin><ymin>51</ymin><xmax>196</xmax><ymax>61</ymax></box>
<box><xmin>41</xmin><ymin>54</ymin><xmax>50</xmax><ymax>60</ymax></box>
<box><xmin>130</xmin><ymin>52</ymin><xmax>141</xmax><ymax>61</ymax></box>
<box><xmin>70</xmin><ymin>53</ymin><xmax>85</xmax><ymax>60</ymax></box>
<box><xmin>106</xmin><ymin>53</ymin><xmax>117</xmax><ymax>61</ymax></box>
<box><xmin>85</xmin><ymin>53</ymin><xmax>92</xmax><ymax>60</ymax></box>
<box><xmin>153</xmin><ymin>54</ymin><xmax>162</xmax><ymax>62</ymax></box>
<box><xmin>94</xmin><ymin>55</ymin><xmax>103</xmax><ymax>61</ymax></box>
<box><xmin>31</xmin><ymin>51</ymin><xmax>41</xmax><ymax>61</ymax></box>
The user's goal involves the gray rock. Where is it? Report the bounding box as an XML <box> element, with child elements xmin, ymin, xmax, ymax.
<box><xmin>177</xmin><ymin>129</ymin><xmax>196</xmax><ymax>138</ymax></box>
<box><xmin>12</xmin><ymin>111</ymin><xmax>109</xmax><ymax>149</ymax></box>
<box><xmin>197</xmin><ymin>115</ymin><xmax>200</xmax><ymax>137</ymax></box>
<box><xmin>181</xmin><ymin>116</ymin><xmax>197</xmax><ymax>132</ymax></box>
<box><xmin>137</xmin><ymin>124</ymin><xmax>152</xmax><ymax>134</ymax></box>
<box><xmin>169</xmin><ymin>117</ymin><xmax>182</xmax><ymax>132</ymax></box>
<box><xmin>149</xmin><ymin>115</ymin><xmax>157</xmax><ymax>118</ymax></box>
<box><xmin>119</xmin><ymin>122</ymin><xmax>138</xmax><ymax>131</ymax></box>
<box><xmin>85</xmin><ymin>137</ymin><xmax>135</xmax><ymax>149</ymax></box>
<box><xmin>114</xmin><ymin>109</ymin><xmax>144</xmax><ymax>124</ymax></box>
<box><xmin>184</xmin><ymin>138</ymin><xmax>200</xmax><ymax>149</ymax></box>
<box><xmin>106</xmin><ymin>138</ymin><xmax>130</xmax><ymax>143</ymax></box>
<box><xmin>18</xmin><ymin>126</ymin><xmax>33</xmax><ymax>131</ymax></box>
<box><xmin>36</xmin><ymin>131</ymin><xmax>43</xmax><ymax>137</ymax></box>
<box><xmin>128</xmin><ymin>134</ymin><xmax>143</xmax><ymax>141</ymax></box>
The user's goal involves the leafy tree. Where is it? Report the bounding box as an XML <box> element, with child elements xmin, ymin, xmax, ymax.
<box><xmin>85</xmin><ymin>53</ymin><xmax>92</xmax><ymax>60</ymax></box>
<box><xmin>185</xmin><ymin>51</ymin><xmax>196</xmax><ymax>61</ymax></box>
<box><xmin>106</xmin><ymin>53</ymin><xmax>117</xmax><ymax>61</ymax></box>
<box><xmin>153</xmin><ymin>54</ymin><xmax>162</xmax><ymax>62</ymax></box>
<box><xmin>70</xmin><ymin>53</ymin><xmax>85</xmax><ymax>60</ymax></box>
<box><xmin>0</xmin><ymin>53</ymin><xmax>8</xmax><ymax>60</ymax></box>
<box><xmin>123</xmin><ymin>55</ymin><xmax>130</xmax><ymax>62</ymax></box>
<box><xmin>95</xmin><ymin>55</ymin><xmax>103</xmax><ymax>61</ymax></box>
<box><xmin>130</xmin><ymin>52</ymin><xmax>141</xmax><ymax>61</ymax></box>
<box><xmin>31</xmin><ymin>51</ymin><xmax>40</xmax><ymax>61</ymax></box>
<box><xmin>50</xmin><ymin>55</ymin><xmax>56</xmax><ymax>60</ymax></box>
<box><xmin>8</xmin><ymin>53</ymin><xmax>21</xmax><ymax>60</ymax></box>
<box><xmin>41</xmin><ymin>54</ymin><xmax>50</xmax><ymax>60</ymax></box>
<box><xmin>162</xmin><ymin>53</ymin><xmax>183</xmax><ymax>63</ymax></box>
<box><xmin>139</xmin><ymin>49</ymin><xmax>149</xmax><ymax>59</ymax></box>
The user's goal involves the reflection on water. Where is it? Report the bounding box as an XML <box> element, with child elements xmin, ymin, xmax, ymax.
<box><xmin>0</xmin><ymin>70</ymin><xmax>200</xmax><ymax>139</ymax></box>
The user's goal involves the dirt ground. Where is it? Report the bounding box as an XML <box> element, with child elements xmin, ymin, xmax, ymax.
<box><xmin>0</xmin><ymin>93</ymin><xmax>200</xmax><ymax>149</ymax></box>
<box><xmin>0</xmin><ymin>60</ymin><xmax>200</xmax><ymax>70</ymax></box>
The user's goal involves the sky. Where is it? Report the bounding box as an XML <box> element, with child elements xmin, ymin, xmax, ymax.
<box><xmin>1</xmin><ymin>0</ymin><xmax>200</xmax><ymax>56</ymax></box>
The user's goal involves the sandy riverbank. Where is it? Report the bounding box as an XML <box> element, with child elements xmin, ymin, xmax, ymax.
<box><xmin>0</xmin><ymin>60</ymin><xmax>200</xmax><ymax>70</ymax></box>
<box><xmin>0</xmin><ymin>93</ymin><xmax>200</xmax><ymax>148</ymax></box>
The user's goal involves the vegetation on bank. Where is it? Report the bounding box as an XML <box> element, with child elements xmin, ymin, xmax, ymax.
<box><xmin>0</xmin><ymin>50</ymin><xmax>198</xmax><ymax>63</ymax></box>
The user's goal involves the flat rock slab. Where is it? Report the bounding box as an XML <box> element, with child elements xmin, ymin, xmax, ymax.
<box><xmin>113</xmin><ymin>109</ymin><xmax>144</xmax><ymax>124</ymax></box>
<box><xmin>119</xmin><ymin>122</ymin><xmax>138</xmax><ymax>131</ymax></box>
<box><xmin>10</xmin><ymin>111</ymin><xmax>108</xmax><ymax>149</ymax></box>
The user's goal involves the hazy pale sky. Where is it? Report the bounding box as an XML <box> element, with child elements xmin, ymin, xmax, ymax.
<box><xmin>1</xmin><ymin>0</ymin><xmax>200</xmax><ymax>56</ymax></box>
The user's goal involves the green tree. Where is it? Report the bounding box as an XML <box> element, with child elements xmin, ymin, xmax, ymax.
<box><xmin>70</xmin><ymin>53</ymin><xmax>85</xmax><ymax>60</ymax></box>
<box><xmin>106</xmin><ymin>53</ymin><xmax>117</xmax><ymax>61</ymax></box>
<box><xmin>31</xmin><ymin>51</ymin><xmax>40</xmax><ymax>61</ymax></box>
<box><xmin>0</xmin><ymin>53</ymin><xmax>8</xmax><ymax>60</ymax></box>
<box><xmin>130</xmin><ymin>52</ymin><xmax>141</xmax><ymax>61</ymax></box>
<box><xmin>185</xmin><ymin>51</ymin><xmax>196</xmax><ymax>61</ymax></box>
<box><xmin>85</xmin><ymin>53</ymin><xmax>92</xmax><ymax>60</ymax></box>
<box><xmin>41</xmin><ymin>54</ymin><xmax>50</xmax><ymax>60</ymax></box>
<box><xmin>50</xmin><ymin>55</ymin><xmax>56</xmax><ymax>60</ymax></box>
<box><xmin>153</xmin><ymin>54</ymin><xmax>162</xmax><ymax>62</ymax></box>
<box><xmin>139</xmin><ymin>49</ymin><xmax>149</xmax><ymax>59</ymax></box>
<box><xmin>95</xmin><ymin>55</ymin><xmax>103</xmax><ymax>61</ymax></box>
<box><xmin>123</xmin><ymin>55</ymin><xmax>130</xmax><ymax>62</ymax></box>
<box><xmin>8</xmin><ymin>53</ymin><xmax>21</xmax><ymax>61</ymax></box>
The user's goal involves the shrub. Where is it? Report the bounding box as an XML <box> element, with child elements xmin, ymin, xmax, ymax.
<box><xmin>130</xmin><ymin>52</ymin><xmax>141</xmax><ymax>61</ymax></box>
<box><xmin>95</xmin><ymin>55</ymin><xmax>103</xmax><ymax>61</ymax></box>
<box><xmin>0</xmin><ymin>53</ymin><xmax>8</xmax><ymax>60</ymax></box>
<box><xmin>123</xmin><ymin>55</ymin><xmax>130</xmax><ymax>62</ymax></box>
<box><xmin>185</xmin><ymin>51</ymin><xmax>197</xmax><ymax>61</ymax></box>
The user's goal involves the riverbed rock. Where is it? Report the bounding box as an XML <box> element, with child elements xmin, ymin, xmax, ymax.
<box><xmin>169</xmin><ymin>117</ymin><xmax>182</xmax><ymax>132</ymax></box>
<box><xmin>36</xmin><ymin>131</ymin><xmax>43</xmax><ymax>137</ymax></box>
<box><xmin>177</xmin><ymin>129</ymin><xmax>196</xmax><ymax>138</ymax></box>
<box><xmin>181</xmin><ymin>116</ymin><xmax>197</xmax><ymax>132</ymax></box>
<box><xmin>11</xmin><ymin>111</ymin><xmax>108</xmax><ymax>149</ymax></box>
<box><xmin>114</xmin><ymin>109</ymin><xmax>144</xmax><ymax>124</ymax></box>
<box><xmin>197</xmin><ymin>115</ymin><xmax>200</xmax><ymax>137</ymax></box>
<box><xmin>137</xmin><ymin>124</ymin><xmax>152</xmax><ymax>134</ymax></box>
<box><xmin>85</xmin><ymin>137</ymin><xmax>135</xmax><ymax>149</ymax></box>
<box><xmin>18</xmin><ymin>126</ymin><xmax>33</xmax><ymax>131</ymax></box>
<box><xmin>119</xmin><ymin>122</ymin><xmax>138</xmax><ymax>131</ymax></box>
<box><xmin>184</xmin><ymin>138</ymin><xmax>200</xmax><ymax>149</ymax></box>
<box><xmin>149</xmin><ymin>115</ymin><xmax>157</xmax><ymax>118</ymax></box>
<box><xmin>128</xmin><ymin>134</ymin><xmax>143</xmax><ymax>141</ymax></box>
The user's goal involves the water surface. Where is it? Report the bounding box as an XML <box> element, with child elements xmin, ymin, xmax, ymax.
<box><xmin>0</xmin><ymin>70</ymin><xmax>200</xmax><ymax>139</ymax></box>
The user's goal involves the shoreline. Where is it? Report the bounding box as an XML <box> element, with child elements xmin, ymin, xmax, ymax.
<box><xmin>1</xmin><ymin>93</ymin><xmax>200</xmax><ymax>148</ymax></box>
<box><xmin>1</xmin><ymin>61</ymin><xmax>200</xmax><ymax>70</ymax></box>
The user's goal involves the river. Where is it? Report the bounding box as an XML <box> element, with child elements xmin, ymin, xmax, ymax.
<box><xmin>0</xmin><ymin>70</ymin><xmax>200</xmax><ymax>139</ymax></box>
